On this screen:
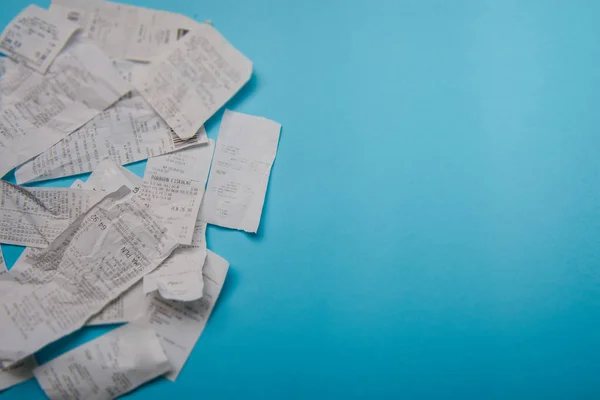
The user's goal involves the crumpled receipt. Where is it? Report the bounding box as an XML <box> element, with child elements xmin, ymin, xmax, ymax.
<box><xmin>0</xmin><ymin>186</ymin><xmax>178</xmax><ymax>368</ymax></box>
<box><xmin>33</xmin><ymin>321</ymin><xmax>170</xmax><ymax>400</ymax></box>
<box><xmin>0</xmin><ymin>5</ymin><xmax>79</xmax><ymax>74</ymax></box>
<box><xmin>200</xmin><ymin>110</ymin><xmax>281</xmax><ymax>233</ymax></box>
<box><xmin>15</xmin><ymin>60</ymin><xmax>207</xmax><ymax>184</ymax></box>
<box><xmin>0</xmin><ymin>38</ymin><xmax>131</xmax><ymax>178</ymax></box>
<box><xmin>137</xmin><ymin>141</ymin><xmax>214</xmax><ymax>245</ymax></box>
<box><xmin>135</xmin><ymin>23</ymin><xmax>252</xmax><ymax>139</ymax></box>
<box><xmin>146</xmin><ymin>250</ymin><xmax>229</xmax><ymax>380</ymax></box>
<box><xmin>50</xmin><ymin>0</ymin><xmax>198</xmax><ymax>62</ymax></box>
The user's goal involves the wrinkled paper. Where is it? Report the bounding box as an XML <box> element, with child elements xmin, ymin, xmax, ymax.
<box><xmin>135</xmin><ymin>23</ymin><xmax>252</xmax><ymax>139</ymax></box>
<box><xmin>0</xmin><ymin>38</ymin><xmax>130</xmax><ymax>178</ymax></box>
<box><xmin>200</xmin><ymin>110</ymin><xmax>281</xmax><ymax>233</ymax></box>
<box><xmin>138</xmin><ymin>141</ymin><xmax>214</xmax><ymax>244</ymax></box>
<box><xmin>0</xmin><ymin>187</ymin><xmax>178</xmax><ymax>367</ymax></box>
<box><xmin>0</xmin><ymin>5</ymin><xmax>79</xmax><ymax>74</ymax></box>
<box><xmin>50</xmin><ymin>0</ymin><xmax>198</xmax><ymax>62</ymax></box>
<box><xmin>34</xmin><ymin>321</ymin><xmax>170</xmax><ymax>400</ymax></box>
<box><xmin>146</xmin><ymin>250</ymin><xmax>229</xmax><ymax>380</ymax></box>
<box><xmin>15</xmin><ymin>60</ymin><xmax>207</xmax><ymax>184</ymax></box>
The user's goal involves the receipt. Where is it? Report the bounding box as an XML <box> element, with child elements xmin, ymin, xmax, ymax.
<box><xmin>0</xmin><ymin>5</ymin><xmax>79</xmax><ymax>74</ymax></box>
<box><xmin>51</xmin><ymin>0</ymin><xmax>197</xmax><ymax>62</ymax></box>
<box><xmin>0</xmin><ymin>39</ymin><xmax>131</xmax><ymax>178</ymax></box>
<box><xmin>33</xmin><ymin>321</ymin><xmax>170</xmax><ymax>400</ymax></box>
<box><xmin>200</xmin><ymin>110</ymin><xmax>281</xmax><ymax>233</ymax></box>
<box><xmin>82</xmin><ymin>160</ymin><xmax>147</xmax><ymax>326</ymax></box>
<box><xmin>135</xmin><ymin>23</ymin><xmax>252</xmax><ymax>139</ymax></box>
<box><xmin>0</xmin><ymin>187</ymin><xmax>178</xmax><ymax>367</ymax></box>
<box><xmin>14</xmin><ymin>68</ymin><xmax>206</xmax><ymax>184</ymax></box>
<box><xmin>146</xmin><ymin>250</ymin><xmax>229</xmax><ymax>380</ymax></box>
<box><xmin>0</xmin><ymin>181</ymin><xmax>103</xmax><ymax>248</ymax></box>
<box><xmin>137</xmin><ymin>142</ymin><xmax>214</xmax><ymax>244</ymax></box>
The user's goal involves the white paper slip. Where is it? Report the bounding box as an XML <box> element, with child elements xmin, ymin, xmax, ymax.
<box><xmin>50</xmin><ymin>0</ymin><xmax>198</xmax><ymax>62</ymax></box>
<box><xmin>137</xmin><ymin>142</ymin><xmax>214</xmax><ymax>244</ymax></box>
<box><xmin>0</xmin><ymin>356</ymin><xmax>37</xmax><ymax>392</ymax></box>
<box><xmin>200</xmin><ymin>110</ymin><xmax>281</xmax><ymax>233</ymax></box>
<box><xmin>33</xmin><ymin>322</ymin><xmax>170</xmax><ymax>400</ymax></box>
<box><xmin>0</xmin><ymin>39</ymin><xmax>131</xmax><ymax>178</ymax></box>
<box><xmin>14</xmin><ymin>78</ymin><xmax>207</xmax><ymax>184</ymax></box>
<box><xmin>143</xmin><ymin>246</ymin><xmax>207</xmax><ymax>302</ymax></box>
<box><xmin>0</xmin><ymin>187</ymin><xmax>178</xmax><ymax>367</ymax></box>
<box><xmin>147</xmin><ymin>250</ymin><xmax>229</xmax><ymax>381</ymax></box>
<box><xmin>0</xmin><ymin>181</ymin><xmax>104</xmax><ymax>248</ymax></box>
<box><xmin>135</xmin><ymin>23</ymin><xmax>252</xmax><ymax>139</ymax></box>
<box><xmin>82</xmin><ymin>159</ymin><xmax>147</xmax><ymax>326</ymax></box>
<box><xmin>0</xmin><ymin>5</ymin><xmax>79</xmax><ymax>74</ymax></box>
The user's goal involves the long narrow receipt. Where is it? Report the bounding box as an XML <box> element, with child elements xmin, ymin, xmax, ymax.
<box><xmin>50</xmin><ymin>0</ymin><xmax>197</xmax><ymax>62</ymax></box>
<box><xmin>0</xmin><ymin>5</ymin><xmax>79</xmax><ymax>74</ymax></box>
<box><xmin>15</xmin><ymin>63</ymin><xmax>207</xmax><ymax>184</ymax></box>
<box><xmin>200</xmin><ymin>110</ymin><xmax>281</xmax><ymax>233</ymax></box>
<box><xmin>137</xmin><ymin>142</ymin><xmax>214</xmax><ymax>244</ymax></box>
<box><xmin>135</xmin><ymin>23</ymin><xmax>252</xmax><ymax>139</ymax></box>
<box><xmin>82</xmin><ymin>159</ymin><xmax>147</xmax><ymax>326</ymax></box>
<box><xmin>147</xmin><ymin>250</ymin><xmax>229</xmax><ymax>380</ymax></box>
<box><xmin>0</xmin><ymin>187</ymin><xmax>178</xmax><ymax>367</ymax></box>
<box><xmin>0</xmin><ymin>181</ymin><xmax>103</xmax><ymax>248</ymax></box>
<box><xmin>0</xmin><ymin>39</ymin><xmax>131</xmax><ymax>178</ymax></box>
<box><xmin>33</xmin><ymin>322</ymin><xmax>170</xmax><ymax>400</ymax></box>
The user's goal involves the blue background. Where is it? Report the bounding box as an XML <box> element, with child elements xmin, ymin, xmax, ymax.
<box><xmin>2</xmin><ymin>0</ymin><xmax>600</xmax><ymax>398</ymax></box>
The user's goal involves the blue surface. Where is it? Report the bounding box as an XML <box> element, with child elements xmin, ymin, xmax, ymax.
<box><xmin>2</xmin><ymin>0</ymin><xmax>600</xmax><ymax>398</ymax></box>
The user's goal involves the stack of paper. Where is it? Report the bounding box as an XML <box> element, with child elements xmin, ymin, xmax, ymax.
<box><xmin>0</xmin><ymin>0</ymin><xmax>281</xmax><ymax>398</ymax></box>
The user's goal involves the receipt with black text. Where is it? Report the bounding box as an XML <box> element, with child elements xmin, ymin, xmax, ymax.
<box><xmin>0</xmin><ymin>187</ymin><xmax>178</xmax><ymax>367</ymax></box>
<box><xmin>200</xmin><ymin>110</ymin><xmax>281</xmax><ymax>233</ymax></box>
<box><xmin>15</xmin><ymin>63</ymin><xmax>206</xmax><ymax>184</ymax></box>
<box><xmin>135</xmin><ymin>23</ymin><xmax>252</xmax><ymax>139</ymax></box>
<box><xmin>51</xmin><ymin>0</ymin><xmax>198</xmax><ymax>62</ymax></box>
<box><xmin>146</xmin><ymin>250</ymin><xmax>229</xmax><ymax>380</ymax></box>
<box><xmin>82</xmin><ymin>160</ymin><xmax>149</xmax><ymax>326</ymax></box>
<box><xmin>0</xmin><ymin>39</ymin><xmax>130</xmax><ymax>178</ymax></box>
<box><xmin>0</xmin><ymin>5</ymin><xmax>79</xmax><ymax>74</ymax></box>
<box><xmin>34</xmin><ymin>322</ymin><xmax>170</xmax><ymax>400</ymax></box>
<box><xmin>138</xmin><ymin>142</ymin><xmax>214</xmax><ymax>244</ymax></box>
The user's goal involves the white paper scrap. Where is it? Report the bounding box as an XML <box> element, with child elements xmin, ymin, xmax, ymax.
<box><xmin>14</xmin><ymin>69</ymin><xmax>206</xmax><ymax>184</ymax></box>
<box><xmin>82</xmin><ymin>159</ymin><xmax>147</xmax><ymax>326</ymax></box>
<box><xmin>146</xmin><ymin>250</ymin><xmax>229</xmax><ymax>380</ymax></box>
<box><xmin>0</xmin><ymin>5</ymin><xmax>79</xmax><ymax>74</ymax></box>
<box><xmin>135</xmin><ymin>23</ymin><xmax>252</xmax><ymax>139</ymax></box>
<box><xmin>0</xmin><ymin>39</ymin><xmax>131</xmax><ymax>178</ymax></box>
<box><xmin>0</xmin><ymin>187</ymin><xmax>178</xmax><ymax>367</ymax></box>
<box><xmin>0</xmin><ymin>181</ymin><xmax>103</xmax><ymax>248</ymax></box>
<box><xmin>33</xmin><ymin>322</ymin><xmax>170</xmax><ymax>400</ymax></box>
<box><xmin>200</xmin><ymin>110</ymin><xmax>281</xmax><ymax>233</ymax></box>
<box><xmin>50</xmin><ymin>0</ymin><xmax>198</xmax><ymax>62</ymax></box>
<box><xmin>143</xmin><ymin>246</ymin><xmax>207</xmax><ymax>302</ymax></box>
<box><xmin>137</xmin><ymin>142</ymin><xmax>214</xmax><ymax>244</ymax></box>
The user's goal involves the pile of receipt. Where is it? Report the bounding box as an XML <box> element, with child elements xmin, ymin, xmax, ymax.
<box><xmin>0</xmin><ymin>1</ymin><xmax>281</xmax><ymax>398</ymax></box>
